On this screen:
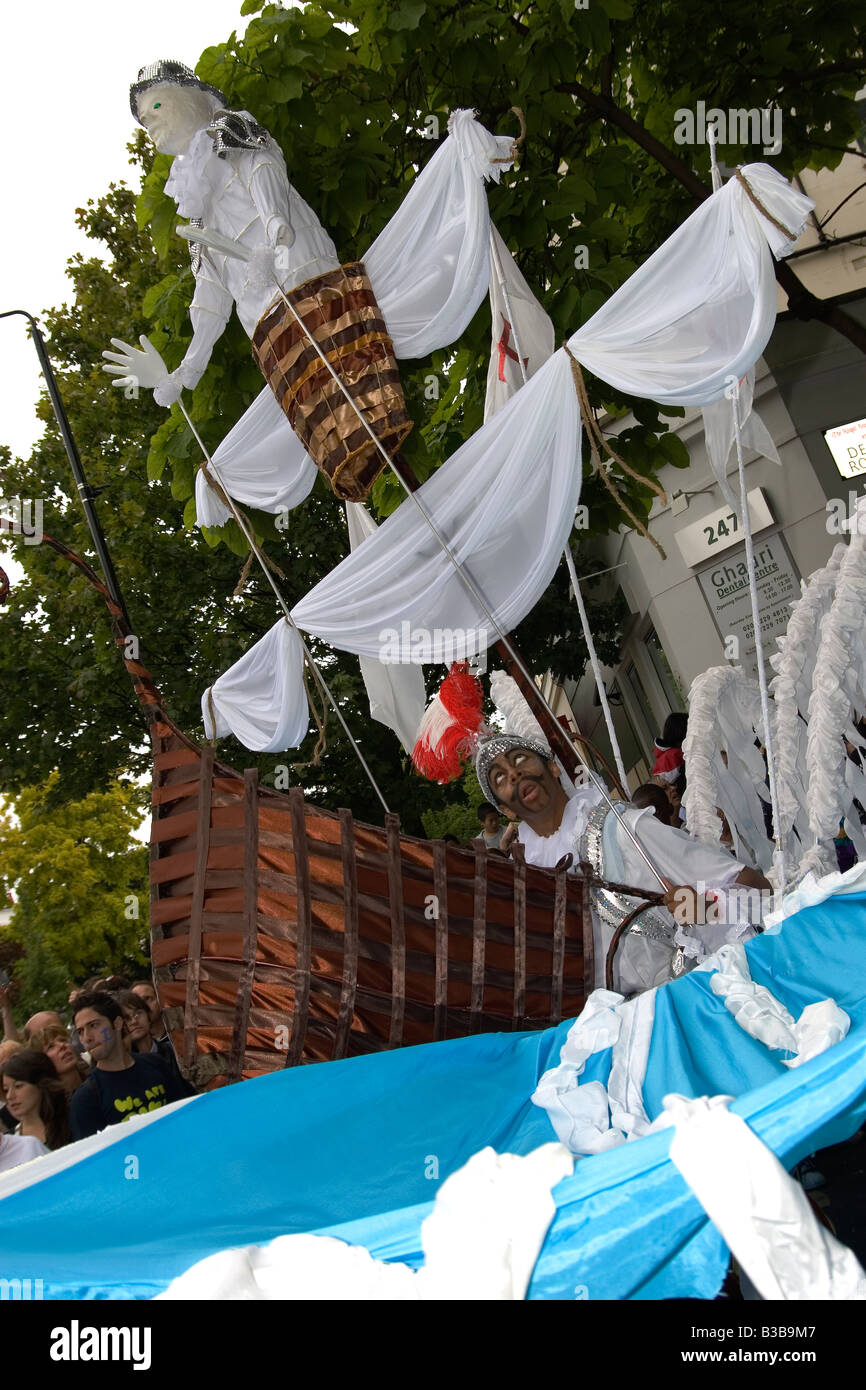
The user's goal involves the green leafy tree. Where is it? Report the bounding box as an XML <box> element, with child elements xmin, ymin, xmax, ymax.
<box><xmin>0</xmin><ymin>774</ymin><xmax>150</xmax><ymax>1020</ymax></box>
<box><xmin>2</xmin><ymin>0</ymin><xmax>863</xmax><ymax>826</ymax></box>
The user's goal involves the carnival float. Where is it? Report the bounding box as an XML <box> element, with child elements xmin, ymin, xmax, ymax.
<box><xmin>1</xmin><ymin>58</ymin><xmax>865</xmax><ymax>1302</ymax></box>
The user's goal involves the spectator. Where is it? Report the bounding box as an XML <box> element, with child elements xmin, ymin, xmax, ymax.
<box><xmin>115</xmin><ymin>991</ymin><xmax>194</xmax><ymax>1093</ymax></box>
<box><xmin>1</xmin><ymin>1049</ymin><xmax>70</xmax><ymax>1150</ymax></box>
<box><xmin>0</xmin><ymin>1040</ymin><xmax>23</xmax><ymax>1133</ymax></box>
<box><xmin>631</xmin><ymin>783</ymin><xmax>673</xmax><ymax>826</ymax></box>
<box><xmin>23</xmin><ymin>1009</ymin><xmax>64</xmax><ymax>1043</ymax></box>
<box><xmin>30</xmin><ymin>1025</ymin><xmax>89</xmax><ymax>1094</ymax></box>
<box><xmin>0</xmin><ymin>1129</ymin><xmax>48</xmax><ymax>1173</ymax></box>
<box><xmin>652</xmin><ymin>712</ymin><xmax>688</xmax><ymax>784</ymax></box>
<box><xmin>476</xmin><ymin>802</ymin><xmax>506</xmax><ymax>850</ymax></box>
<box><xmin>70</xmin><ymin>991</ymin><xmax>191</xmax><ymax>1141</ymax></box>
<box><xmin>130</xmin><ymin>979</ymin><xmax>167</xmax><ymax>1043</ymax></box>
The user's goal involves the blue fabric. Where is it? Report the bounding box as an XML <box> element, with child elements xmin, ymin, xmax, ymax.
<box><xmin>1</xmin><ymin>891</ymin><xmax>865</xmax><ymax>1300</ymax></box>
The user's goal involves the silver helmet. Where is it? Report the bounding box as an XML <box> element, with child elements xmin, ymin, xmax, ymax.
<box><xmin>130</xmin><ymin>59</ymin><xmax>227</xmax><ymax>122</ymax></box>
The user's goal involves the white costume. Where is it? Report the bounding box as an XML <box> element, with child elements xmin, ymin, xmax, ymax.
<box><xmin>164</xmin><ymin>125</ymin><xmax>340</xmax><ymax>384</ymax></box>
<box><xmin>518</xmin><ymin>789</ymin><xmax>755</xmax><ymax>995</ymax></box>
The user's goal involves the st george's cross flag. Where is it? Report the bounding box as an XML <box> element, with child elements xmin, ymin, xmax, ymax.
<box><xmin>484</xmin><ymin>224</ymin><xmax>556</xmax><ymax>421</ymax></box>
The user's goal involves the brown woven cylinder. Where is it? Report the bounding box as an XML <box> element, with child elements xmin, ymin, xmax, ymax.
<box><xmin>251</xmin><ymin>261</ymin><xmax>413</xmax><ymax>501</ymax></box>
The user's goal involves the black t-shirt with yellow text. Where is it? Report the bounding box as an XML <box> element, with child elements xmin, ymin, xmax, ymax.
<box><xmin>69</xmin><ymin>1054</ymin><xmax>190</xmax><ymax>1141</ymax></box>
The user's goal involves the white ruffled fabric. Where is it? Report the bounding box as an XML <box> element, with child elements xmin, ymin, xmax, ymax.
<box><xmin>664</xmin><ymin>1093</ymin><xmax>866</xmax><ymax>1300</ymax></box>
<box><xmin>696</xmin><ymin>943</ymin><xmax>849</xmax><ymax>1068</ymax></box>
<box><xmin>530</xmin><ymin>988</ymin><xmax>657</xmax><ymax>1155</ymax></box>
<box><xmin>769</xmin><ymin>544</ymin><xmax>846</xmax><ymax>857</ymax></box>
<box><xmin>201</xmin><ymin>619</ymin><xmax>309</xmax><ymax>753</ymax></box>
<box><xmin>804</xmin><ymin>495</ymin><xmax>866</xmax><ymax>868</ymax></box>
<box><xmin>682</xmin><ymin>666</ymin><xmax>774</xmax><ymax>871</ymax></box>
<box><xmin>764</xmin><ymin>858</ymin><xmax>866</xmax><ymax>929</ymax></box>
<box><xmin>157</xmin><ymin>1142</ymin><xmax>572</xmax><ymax>1301</ymax></box>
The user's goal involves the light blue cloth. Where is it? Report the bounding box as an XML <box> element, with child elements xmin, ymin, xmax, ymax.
<box><xmin>1</xmin><ymin>890</ymin><xmax>864</xmax><ymax>1300</ymax></box>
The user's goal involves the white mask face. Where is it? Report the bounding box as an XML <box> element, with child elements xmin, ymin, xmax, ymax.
<box><xmin>138</xmin><ymin>83</ymin><xmax>217</xmax><ymax>155</ymax></box>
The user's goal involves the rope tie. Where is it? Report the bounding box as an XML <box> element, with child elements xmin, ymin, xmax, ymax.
<box><xmin>292</xmin><ymin>642</ymin><xmax>329</xmax><ymax>773</ymax></box>
<box><xmin>233</xmin><ymin>550</ymin><xmax>255</xmax><ymax>597</ymax></box>
<box><xmin>565</xmin><ymin>347</ymin><xmax>667</xmax><ymax>560</ymax></box>
<box><xmin>490</xmin><ymin>106</ymin><xmax>526</xmax><ymax>164</ymax></box>
<box><xmin>734</xmin><ymin>168</ymin><xmax>798</xmax><ymax>242</ymax></box>
<box><xmin>205</xmin><ymin>685</ymin><xmax>218</xmax><ymax>747</ymax></box>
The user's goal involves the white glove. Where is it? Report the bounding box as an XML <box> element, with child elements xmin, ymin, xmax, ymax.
<box><xmin>153</xmin><ymin>367</ymin><xmax>191</xmax><ymax>408</ymax></box>
<box><xmin>102</xmin><ymin>334</ymin><xmax>169</xmax><ymax>393</ymax></box>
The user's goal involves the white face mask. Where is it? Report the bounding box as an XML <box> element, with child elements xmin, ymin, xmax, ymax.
<box><xmin>138</xmin><ymin>84</ymin><xmax>218</xmax><ymax>155</ymax></box>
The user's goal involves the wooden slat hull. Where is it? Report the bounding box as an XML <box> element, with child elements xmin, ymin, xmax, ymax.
<box><xmin>149</xmin><ymin>718</ymin><xmax>594</xmax><ymax>1089</ymax></box>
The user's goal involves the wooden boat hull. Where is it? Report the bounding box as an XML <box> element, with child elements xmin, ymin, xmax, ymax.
<box><xmin>149</xmin><ymin>716</ymin><xmax>595</xmax><ymax>1088</ymax></box>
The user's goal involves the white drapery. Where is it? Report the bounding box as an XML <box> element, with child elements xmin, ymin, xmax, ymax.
<box><xmin>666</xmin><ymin>1093</ymin><xmax>866</xmax><ymax>1301</ymax></box>
<box><xmin>345</xmin><ymin>502</ymin><xmax>427</xmax><ymax>753</ymax></box>
<box><xmin>201</xmin><ymin>619</ymin><xmax>309</xmax><ymax>753</ymax></box>
<box><xmin>206</xmin><ymin>165</ymin><xmax>813</xmax><ymax>752</ymax></box>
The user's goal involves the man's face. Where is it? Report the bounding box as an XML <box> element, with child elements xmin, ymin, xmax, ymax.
<box><xmin>131</xmin><ymin>983</ymin><xmax>160</xmax><ymax>1024</ymax></box>
<box><xmin>122</xmin><ymin>1003</ymin><xmax>151</xmax><ymax>1046</ymax></box>
<box><xmin>74</xmin><ymin>1008</ymin><xmax>122</xmax><ymax>1062</ymax></box>
<box><xmin>137</xmin><ymin>83</ymin><xmax>215</xmax><ymax>155</ymax></box>
<box><xmin>486</xmin><ymin>748</ymin><xmax>561</xmax><ymax>822</ymax></box>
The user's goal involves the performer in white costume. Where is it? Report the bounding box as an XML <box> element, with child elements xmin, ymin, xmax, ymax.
<box><xmin>474</xmin><ymin>734</ymin><xmax>772</xmax><ymax>995</ymax></box>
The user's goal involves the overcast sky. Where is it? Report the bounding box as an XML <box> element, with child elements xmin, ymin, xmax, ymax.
<box><xmin>0</xmin><ymin>0</ymin><xmax>248</xmax><ymax>462</ymax></box>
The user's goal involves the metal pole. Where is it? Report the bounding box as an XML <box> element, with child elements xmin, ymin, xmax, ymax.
<box><xmin>0</xmin><ymin>309</ymin><xmax>131</xmax><ymax>628</ymax></box>
<box><xmin>563</xmin><ymin>547</ymin><xmax>630</xmax><ymax>792</ymax></box>
<box><xmin>731</xmin><ymin>383</ymin><xmax>786</xmax><ymax>895</ymax></box>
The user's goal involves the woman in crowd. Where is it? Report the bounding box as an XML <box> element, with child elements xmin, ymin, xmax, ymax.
<box><xmin>30</xmin><ymin>1024</ymin><xmax>89</xmax><ymax>1094</ymax></box>
<box><xmin>0</xmin><ymin>1039</ymin><xmax>23</xmax><ymax>1133</ymax></box>
<box><xmin>1</xmin><ymin>1049</ymin><xmax>70</xmax><ymax>1150</ymax></box>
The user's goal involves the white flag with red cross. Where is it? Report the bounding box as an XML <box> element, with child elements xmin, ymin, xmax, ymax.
<box><xmin>483</xmin><ymin>225</ymin><xmax>556</xmax><ymax>422</ymax></box>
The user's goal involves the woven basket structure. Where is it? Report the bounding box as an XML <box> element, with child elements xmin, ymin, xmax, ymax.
<box><xmin>251</xmin><ymin>261</ymin><xmax>413</xmax><ymax>501</ymax></box>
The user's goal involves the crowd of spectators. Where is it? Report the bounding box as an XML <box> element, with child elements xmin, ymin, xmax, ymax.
<box><xmin>0</xmin><ymin>973</ymin><xmax>195</xmax><ymax>1175</ymax></box>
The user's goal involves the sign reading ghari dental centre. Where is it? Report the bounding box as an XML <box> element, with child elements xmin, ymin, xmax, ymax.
<box><xmin>824</xmin><ymin>418</ymin><xmax>866</xmax><ymax>478</ymax></box>
<box><xmin>698</xmin><ymin>535</ymin><xmax>800</xmax><ymax>680</ymax></box>
<box><xmin>675</xmin><ymin>489</ymin><xmax>774</xmax><ymax>568</ymax></box>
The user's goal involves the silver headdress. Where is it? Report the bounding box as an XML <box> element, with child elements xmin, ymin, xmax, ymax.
<box><xmin>130</xmin><ymin>59</ymin><xmax>227</xmax><ymax>121</ymax></box>
<box><xmin>475</xmin><ymin>732</ymin><xmax>552</xmax><ymax>806</ymax></box>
